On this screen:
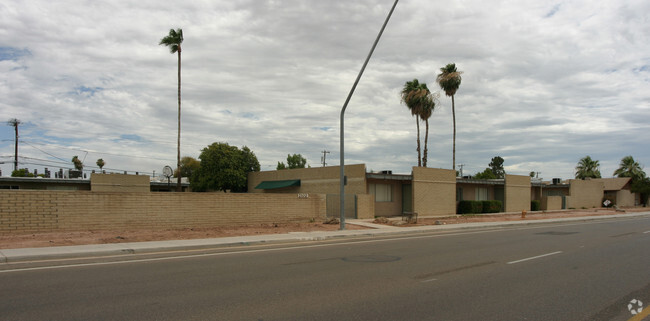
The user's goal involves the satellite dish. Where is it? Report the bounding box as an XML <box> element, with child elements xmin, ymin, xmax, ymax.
<box><xmin>162</xmin><ymin>166</ymin><xmax>173</xmax><ymax>187</ymax></box>
<box><xmin>162</xmin><ymin>166</ymin><xmax>173</xmax><ymax>178</ymax></box>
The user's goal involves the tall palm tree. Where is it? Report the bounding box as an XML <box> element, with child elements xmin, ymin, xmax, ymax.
<box><xmin>614</xmin><ymin>155</ymin><xmax>646</xmax><ymax>181</ymax></box>
<box><xmin>575</xmin><ymin>155</ymin><xmax>601</xmax><ymax>179</ymax></box>
<box><xmin>401</xmin><ymin>79</ymin><xmax>429</xmax><ymax>167</ymax></box>
<box><xmin>160</xmin><ymin>28</ymin><xmax>184</xmax><ymax>192</ymax></box>
<box><xmin>420</xmin><ymin>91</ymin><xmax>438</xmax><ymax>167</ymax></box>
<box><xmin>436</xmin><ymin>63</ymin><xmax>463</xmax><ymax>171</ymax></box>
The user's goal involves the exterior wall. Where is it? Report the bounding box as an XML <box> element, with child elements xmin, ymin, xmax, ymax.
<box><xmin>367</xmin><ymin>178</ymin><xmax>403</xmax><ymax>217</ymax></box>
<box><xmin>0</xmin><ymin>177</ymin><xmax>90</xmax><ymax>191</ymax></box>
<box><xmin>616</xmin><ymin>190</ymin><xmax>636</xmax><ymax>207</ymax></box>
<box><xmin>356</xmin><ymin>194</ymin><xmax>375</xmax><ymax>219</ymax></box>
<box><xmin>248</xmin><ymin>164</ymin><xmax>367</xmax><ymax>195</ymax></box>
<box><xmin>0</xmin><ymin>191</ymin><xmax>327</xmax><ymax>234</ymax></box>
<box><xmin>456</xmin><ymin>183</ymin><xmax>497</xmax><ymax>201</ymax></box>
<box><xmin>505</xmin><ymin>175</ymin><xmax>531</xmax><ymax>212</ymax></box>
<box><xmin>412</xmin><ymin>167</ymin><xmax>456</xmax><ymax>216</ymax></box>
<box><xmin>90</xmin><ymin>173</ymin><xmax>149</xmax><ymax>192</ymax></box>
<box><xmin>567</xmin><ymin>179</ymin><xmax>604</xmax><ymax>208</ymax></box>
<box><xmin>541</xmin><ymin>196</ymin><xmax>563</xmax><ymax>210</ymax></box>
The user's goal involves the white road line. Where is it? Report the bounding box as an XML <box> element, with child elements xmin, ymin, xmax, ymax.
<box><xmin>507</xmin><ymin>251</ymin><xmax>563</xmax><ymax>265</ymax></box>
<box><xmin>421</xmin><ymin>278</ymin><xmax>438</xmax><ymax>283</ymax></box>
<box><xmin>643</xmin><ymin>231</ymin><xmax>650</xmax><ymax>234</ymax></box>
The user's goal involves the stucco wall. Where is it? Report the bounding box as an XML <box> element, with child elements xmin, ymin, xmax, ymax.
<box><xmin>0</xmin><ymin>191</ymin><xmax>327</xmax><ymax>234</ymax></box>
<box><xmin>412</xmin><ymin>167</ymin><xmax>456</xmax><ymax>216</ymax></box>
<box><xmin>248</xmin><ymin>164</ymin><xmax>367</xmax><ymax>195</ymax></box>
<box><xmin>505</xmin><ymin>175</ymin><xmax>531</xmax><ymax>212</ymax></box>
<box><xmin>567</xmin><ymin>179</ymin><xmax>604</xmax><ymax>208</ymax></box>
<box><xmin>616</xmin><ymin>190</ymin><xmax>636</xmax><ymax>207</ymax></box>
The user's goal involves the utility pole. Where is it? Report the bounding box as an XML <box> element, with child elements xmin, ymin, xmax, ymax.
<box><xmin>320</xmin><ymin>150</ymin><xmax>330</xmax><ymax>167</ymax></box>
<box><xmin>8</xmin><ymin>119</ymin><xmax>20</xmax><ymax>171</ymax></box>
<box><xmin>457</xmin><ymin>163</ymin><xmax>465</xmax><ymax>177</ymax></box>
<box><xmin>339</xmin><ymin>0</ymin><xmax>398</xmax><ymax>230</ymax></box>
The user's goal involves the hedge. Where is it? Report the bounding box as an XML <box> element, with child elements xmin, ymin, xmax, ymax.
<box><xmin>531</xmin><ymin>200</ymin><xmax>540</xmax><ymax>211</ymax></box>
<box><xmin>458</xmin><ymin>200</ymin><xmax>502</xmax><ymax>214</ymax></box>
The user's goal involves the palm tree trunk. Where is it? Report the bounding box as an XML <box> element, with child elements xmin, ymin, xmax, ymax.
<box><xmin>176</xmin><ymin>50</ymin><xmax>182</xmax><ymax>192</ymax></box>
<box><xmin>416</xmin><ymin>115</ymin><xmax>421</xmax><ymax>167</ymax></box>
<box><xmin>451</xmin><ymin>94</ymin><xmax>456</xmax><ymax>172</ymax></box>
<box><xmin>423</xmin><ymin>119</ymin><xmax>429</xmax><ymax>167</ymax></box>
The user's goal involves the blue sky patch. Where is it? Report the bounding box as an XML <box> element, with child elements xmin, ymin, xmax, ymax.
<box><xmin>73</xmin><ymin>86</ymin><xmax>103</xmax><ymax>96</ymax></box>
<box><xmin>0</xmin><ymin>47</ymin><xmax>31</xmax><ymax>61</ymax></box>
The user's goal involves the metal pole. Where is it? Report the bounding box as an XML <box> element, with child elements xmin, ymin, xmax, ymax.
<box><xmin>340</xmin><ymin>0</ymin><xmax>398</xmax><ymax>230</ymax></box>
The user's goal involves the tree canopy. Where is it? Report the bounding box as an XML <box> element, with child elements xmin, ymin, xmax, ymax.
<box><xmin>277</xmin><ymin>154</ymin><xmax>307</xmax><ymax>170</ymax></box>
<box><xmin>474</xmin><ymin>168</ymin><xmax>497</xmax><ymax>180</ymax></box>
<box><xmin>575</xmin><ymin>155</ymin><xmax>601</xmax><ymax>179</ymax></box>
<box><xmin>71</xmin><ymin>156</ymin><xmax>83</xmax><ymax>171</ymax></box>
<box><xmin>489</xmin><ymin>156</ymin><xmax>505</xmax><ymax>179</ymax></box>
<box><xmin>175</xmin><ymin>156</ymin><xmax>200</xmax><ymax>178</ymax></box>
<box><xmin>190</xmin><ymin>142</ymin><xmax>260</xmax><ymax>192</ymax></box>
<box><xmin>613</xmin><ymin>155</ymin><xmax>646</xmax><ymax>181</ymax></box>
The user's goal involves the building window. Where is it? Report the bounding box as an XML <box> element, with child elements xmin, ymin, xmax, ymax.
<box><xmin>369</xmin><ymin>183</ymin><xmax>392</xmax><ymax>202</ymax></box>
<box><xmin>476</xmin><ymin>187</ymin><xmax>488</xmax><ymax>201</ymax></box>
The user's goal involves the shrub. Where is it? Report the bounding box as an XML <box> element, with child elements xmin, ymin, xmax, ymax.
<box><xmin>531</xmin><ymin>200</ymin><xmax>540</xmax><ymax>211</ymax></box>
<box><xmin>458</xmin><ymin>200</ymin><xmax>475</xmax><ymax>214</ymax></box>
<box><xmin>482</xmin><ymin>200</ymin><xmax>502</xmax><ymax>213</ymax></box>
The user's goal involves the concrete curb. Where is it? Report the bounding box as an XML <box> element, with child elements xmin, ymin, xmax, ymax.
<box><xmin>1</xmin><ymin>211</ymin><xmax>649</xmax><ymax>263</ymax></box>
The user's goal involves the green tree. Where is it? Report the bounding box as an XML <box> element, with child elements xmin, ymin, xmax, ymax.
<box><xmin>631</xmin><ymin>177</ymin><xmax>650</xmax><ymax>206</ymax></box>
<box><xmin>474</xmin><ymin>168</ymin><xmax>497</xmax><ymax>179</ymax></box>
<box><xmin>613</xmin><ymin>155</ymin><xmax>646</xmax><ymax>181</ymax></box>
<box><xmin>96</xmin><ymin>158</ymin><xmax>105</xmax><ymax>171</ymax></box>
<box><xmin>160</xmin><ymin>28</ymin><xmax>184</xmax><ymax>192</ymax></box>
<box><xmin>420</xmin><ymin>92</ymin><xmax>438</xmax><ymax>167</ymax></box>
<box><xmin>190</xmin><ymin>142</ymin><xmax>260</xmax><ymax>192</ymax></box>
<box><xmin>277</xmin><ymin>153</ymin><xmax>307</xmax><ymax>170</ymax></box>
<box><xmin>574</xmin><ymin>155</ymin><xmax>601</xmax><ymax>179</ymax></box>
<box><xmin>489</xmin><ymin>156</ymin><xmax>505</xmax><ymax>179</ymax></box>
<box><xmin>401</xmin><ymin>79</ymin><xmax>433</xmax><ymax>167</ymax></box>
<box><xmin>11</xmin><ymin>169</ymin><xmax>34</xmax><ymax>177</ymax></box>
<box><xmin>436</xmin><ymin>63</ymin><xmax>463</xmax><ymax>170</ymax></box>
<box><xmin>71</xmin><ymin>156</ymin><xmax>83</xmax><ymax>171</ymax></box>
<box><xmin>174</xmin><ymin>156</ymin><xmax>200</xmax><ymax>178</ymax></box>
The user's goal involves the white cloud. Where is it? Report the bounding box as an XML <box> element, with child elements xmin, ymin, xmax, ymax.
<box><xmin>0</xmin><ymin>0</ymin><xmax>648</xmax><ymax>180</ymax></box>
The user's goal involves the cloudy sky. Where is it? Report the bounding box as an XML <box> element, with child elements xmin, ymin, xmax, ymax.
<box><xmin>1</xmin><ymin>0</ymin><xmax>648</xmax><ymax>180</ymax></box>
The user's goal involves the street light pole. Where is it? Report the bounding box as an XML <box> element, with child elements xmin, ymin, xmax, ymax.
<box><xmin>339</xmin><ymin>0</ymin><xmax>398</xmax><ymax>230</ymax></box>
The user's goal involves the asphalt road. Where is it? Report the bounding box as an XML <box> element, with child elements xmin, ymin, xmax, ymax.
<box><xmin>1</xmin><ymin>217</ymin><xmax>649</xmax><ymax>321</ymax></box>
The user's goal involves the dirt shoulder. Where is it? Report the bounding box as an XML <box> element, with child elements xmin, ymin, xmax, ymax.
<box><xmin>1</xmin><ymin>208</ymin><xmax>647</xmax><ymax>250</ymax></box>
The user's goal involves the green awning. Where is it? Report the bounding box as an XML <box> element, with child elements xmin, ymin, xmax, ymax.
<box><xmin>255</xmin><ymin>179</ymin><xmax>301</xmax><ymax>190</ymax></box>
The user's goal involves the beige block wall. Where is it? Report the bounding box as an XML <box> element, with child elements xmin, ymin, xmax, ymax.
<box><xmin>0</xmin><ymin>191</ymin><xmax>327</xmax><ymax>234</ymax></box>
<box><xmin>90</xmin><ymin>173</ymin><xmax>150</xmax><ymax>192</ymax></box>
<box><xmin>541</xmin><ymin>196</ymin><xmax>563</xmax><ymax>210</ymax></box>
<box><xmin>248</xmin><ymin>164</ymin><xmax>367</xmax><ymax>195</ymax></box>
<box><xmin>567</xmin><ymin>179</ymin><xmax>604</xmax><ymax>208</ymax></box>
<box><xmin>356</xmin><ymin>194</ymin><xmax>375</xmax><ymax>219</ymax></box>
<box><xmin>505</xmin><ymin>175</ymin><xmax>531</xmax><ymax>212</ymax></box>
<box><xmin>412</xmin><ymin>167</ymin><xmax>456</xmax><ymax>216</ymax></box>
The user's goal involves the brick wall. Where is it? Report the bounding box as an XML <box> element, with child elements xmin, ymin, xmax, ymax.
<box><xmin>541</xmin><ymin>196</ymin><xmax>562</xmax><ymax>210</ymax></box>
<box><xmin>412</xmin><ymin>167</ymin><xmax>456</xmax><ymax>216</ymax></box>
<box><xmin>567</xmin><ymin>179</ymin><xmax>604</xmax><ymax>208</ymax></box>
<box><xmin>505</xmin><ymin>175</ymin><xmax>531</xmax><ymax>212</ymax></box>
<box><xmin>90</xmin><ymin>173</ymin><xmax>150</xmax><ymax>192</ymax></box>
<box><xmin>0</xmin><ymin>191</ymin><xmax>327</xmax><ymax>234</ymax></box>
<box><xmin>248</xmin><ymin>164</ymin><xmax>367</xmax><ymax>195</ymax></box>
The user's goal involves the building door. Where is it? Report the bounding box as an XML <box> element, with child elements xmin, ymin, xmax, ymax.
<box><xmin>402</xmin><ymin>184</ymin><xmax>412</xmax><ymax>213</ymax></box>
<box><xmin>494</xmin><ymin>187</ymin><xmax>504</xmax><ymax>203</ymax></box>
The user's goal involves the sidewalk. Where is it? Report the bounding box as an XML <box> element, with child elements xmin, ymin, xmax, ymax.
<box><xmin>1</xmin><ymin>212</ymin><xmax>649</xmax><ymax>263</ymax></box>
